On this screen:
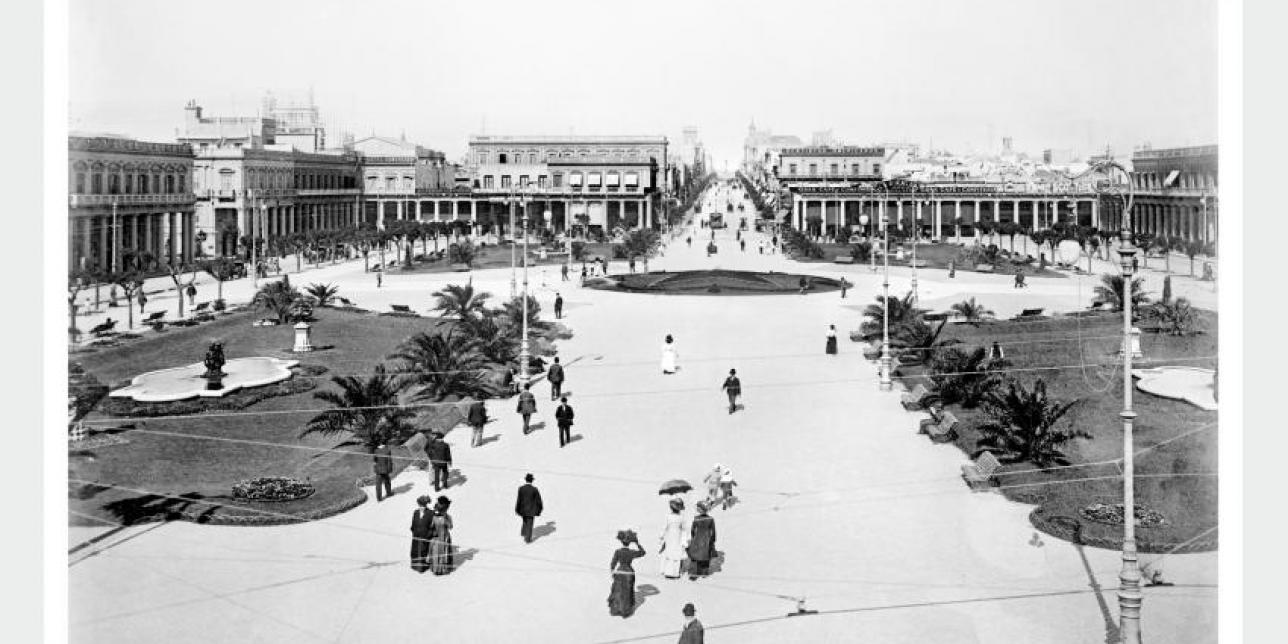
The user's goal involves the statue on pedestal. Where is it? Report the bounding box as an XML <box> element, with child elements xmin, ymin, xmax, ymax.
<box><xmin>204</xmin><ymin>341</ymin><xmax>227</xmax><ymax>390</ymax></box>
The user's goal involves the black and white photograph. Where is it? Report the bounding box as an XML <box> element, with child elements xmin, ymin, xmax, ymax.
<box><xmin>47</xmin><ymin>0</ymin><xmax>1245</xmax><ymax>641</ymax></box>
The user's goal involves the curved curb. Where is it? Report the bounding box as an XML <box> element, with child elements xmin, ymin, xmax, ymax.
<box><xmin>1029</xmin><ymin>507</ymin><xmax>1218</xmax><ymax>554</ymax></box>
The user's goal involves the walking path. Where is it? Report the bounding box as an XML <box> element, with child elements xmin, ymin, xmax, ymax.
<box><xmin>67</xmin><ymin>185</ymin><xmax>1216</xmax><ymax>643</ymax></box>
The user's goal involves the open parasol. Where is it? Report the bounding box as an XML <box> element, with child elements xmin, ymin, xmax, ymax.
<box><xmin>658</xmin><ymin>479</ymin><xmax>692</xmax><ymax>495</ymax></box>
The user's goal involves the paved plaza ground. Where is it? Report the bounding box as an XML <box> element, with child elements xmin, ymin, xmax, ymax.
<box><xmin>68</xmin><ymin>189</ymin><xmax>1217</xmax><ymax>643</ymax></box>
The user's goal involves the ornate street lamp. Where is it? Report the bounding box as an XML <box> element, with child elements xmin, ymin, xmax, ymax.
<box><xmin>859</xmin><ymin>213</ymin><xmax>872</xmax><ymax>271</ymax></box>
<box><xmin>876</xmin><ymin>181</ymin><xmax>893</xmax><ymax>391</ymax></box>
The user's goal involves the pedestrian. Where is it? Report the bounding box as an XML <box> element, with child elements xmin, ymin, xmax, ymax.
<box><xmin>372</xmin><ymin>440</ymin><xmax>394</xmax><ymax>501</ymax></box>
<box><xmin>772</xmin><ymin>235</ymin><xmax>778</xmax><ymax>248</ymax></box>
<box><xmin>554</xmin><ymin>292</ymin><xmax>564</xmax><ymax>319</ymax></box>
<box><xmin>658</xmin><ymin>498</ymin><xmax>688</xmax><ymax>580</ymax></box>
<box><xmin>840</xmin><ymin>277</ymin><xmax>849</xmax><ymax>298</ymax></box>
<box><xmin>629</xmin><ymin>257</ymin><xmax>636</xmax><ymax>273</ymax></box>
<box><xmin>661</xmin><ymin>334</ymin><xmax>679</xmax><ymax>375</ymax></box>
<box><xmin>825</xmin><ymin>324</ymin><xmax>838</xmax><ymax>355</ymax></box>
<box><xmin>721</xmin><ymin>369</ymin><xmax>741</xmax><ymax>414</ymax></box>
<box><xmin>704</xmin><ymin>464</ymin><xmax>722</xmax><ymax>506</ymax></box>
<box><xmin>687</xmin><ymin>503</ymin><xmax>717</xmax><ymax>580</ymax></box>
<box><xmin>686</xmin><ymin>235</ymin><xmax>692</xmax><ymax>247</ymax></box>
<box><xmin>718</xmin><ymin>466</ymin><xmax>738</xmax><ymax>509</ymax></box>
<box><xmin>989</xmin><ymin>341</ymin><xmax>1005</xmax><ymax>361</ymax></box>
<box><xmin>376</xmin><ymin>269</ymin><xmax>383</xmax><ymax>288</ymax></box>
<box><xmin>547</xmin><ymin>356</ymin><xmax>565</xmax><ymax>400</ymax></box>
<box><xmin>608</xmin><ymin>529</ymin><xmax>646</xmax><ymax>618</ymax></box>
<box><xmin>561</xmin><ymin>263</ymin><xmax>569</xmax><ymax>281</ymax></box>
<box><xmin>427</xmin><ymin>496</ymin><xmax>455</xmax><ymax>575</ymax></box>
<box><xmin>185</xmin><ymin>283</ymin><xmax>197</xmax><ymax>303</ymax></box>
<box><xmin>137</xmin><ymin>290</ymin><xmax>147</xmax><ymax>315</ymax></box>
<box><xmin>467</xmin><ymin>399</ymin><xmax>488</xmax><ymax>448</ymax></box>
<box><xmin>580</xmin><ymin>265</ymin><xmax>587</xmax><ymax>285</ymax></box>
<box><xmin>555</xmin><ymin>396</ymin><xmax>575</xmax><ymax>447</ymax></box>
<box><xmin>740</xmin><ymin>239</ymin><xmax>746</xmax><ymax>252</ymax></box>
<box><xmin>678</xmin><ymin>603</ymin><xmax>705</xmax><ymax>643</ymax></box>
<box><xmin>1014</xmin><ymin>270</ymin><xmax>1026</xmax><ymax>289</ymax></box>
<box><xmin>425</xmin><ymin>432</ymin><xmax>452</xmax><ymax>492</ymax></box>
<box><xmin>798</xmin><ymin>276</ymin><xmax>807</xmax><ymax>295</ymax></box>
<box><xmin>758</xmin><ymin>240</ymin><xmax>765</xmax><ymax>254</ymax></box>
<box><xmin>516</xmin><ymin>383</ymin><xmax>537</xmax><ymax>434</ymax></box>
<box><xmin>948</xmin><ymin>260</ymin><xmax>956</xmax><ymax>279</ymax></box>
<box><xmin>409</xmin><ymin>495</ymin><xmax>433</xmax><ymax>573</ymax></box>
<box><xmin>515</xmin><ymin>473</ymin><xmax>544</xmax><ymax>544</ymax></box>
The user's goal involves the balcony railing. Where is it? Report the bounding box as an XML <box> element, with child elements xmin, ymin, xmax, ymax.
<box><xmin>296</xmin><ymin>188</ymin><xmax>362</xmax><ymax>197</ymax></box>
<box><xmin>68</xmin><ymin>193</ymin><xmax>197</xmax><ymax>207</ymax></box>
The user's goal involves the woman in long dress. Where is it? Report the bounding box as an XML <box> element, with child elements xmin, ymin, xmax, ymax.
<box><xmin>825</xmin><ymin>324</ymin><xmax>838</xmax><ymax>355</ymax></box>
<box><xmin>687</xmin><ymin>501</ymin><xmax>717</xmax><ymax>580</ymax></box>
<box><xmin>409</xmin><ymin>495</ymin><xmax>433</xmax><ymax>573</ymax></box>
<box><xmin>658</xmin><ymin>498</ymin><xmax>688</xmax><ymax>579</ymax></box>
<box><xmin>661</xmin><ymin>335</ymin><xmax>679</xmax><ymax>374</ymax></box>
<box><xmin>608</xmin><ymin>530</ymin><xmax>646</xmax><ymax>617</ymax></box>
<box><xmin>427</xmin><ymin>496</ymin><xmax>455</xmax><ymax>575</ymax></box>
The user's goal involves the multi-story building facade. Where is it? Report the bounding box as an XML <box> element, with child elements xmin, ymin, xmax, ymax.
<box><xmin>351</xmin><ymin>135</ymin><xmax>454</xmax><ymax>228</ymax></box>
<box><xmin>1113</xmin><ymin>144</ymin><xmax>1218</xmax><ymax>246</ymax></box>
<box><xmin>67</xmin><ymin>135</ymin><xmax>196</xmax><ymax>272</ymax></box>
<box><xmin>464</xmin><ymin>135</ymin><xmax>669</xmax><ymax>234</ymax></box>
<box><xmin>180</xmin><ymin>101</ymin><xmax>275</xmax><ymax>152</ymax></box>
<box><xmin>262</xmin><ymin>90</ymin><xmax>327</xmax><ymax>153</ymax></box>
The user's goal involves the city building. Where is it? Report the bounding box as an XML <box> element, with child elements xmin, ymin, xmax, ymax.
<box><xmin>1043</xmin><ymin>148</ymin><xmax>1077</xmax><ymax>165</ymax></box>
<box><xmin>777</xmin><ymin>146</ymin><xmax>885</xmax><ymax>187</ymax></box>
<box><xmin>262</xmin><ymin>90</ymin><xmax>327</xmax><ymax>153</ymax></box>
<box><xmin>179</xmin><ymin>100</ymin><xmax>275</xmax><ymax>152</ymax></box>
<box><xmin>67</xmin><ymin>134</ymin><xmax>196</xmax><ymax>272</ymax></box>
<box><xmin>464</xmin><ymin>135</ymin><xmax>669</xmax><ymax>235</ymax></box>
<box><xmin>351</xmin><ymin>135</ymin><xmax>454</xmax><ymax>228</ymax></box>
<box><xmin>1108</xmin><ymin>144</ymin><xmax>1217</xmax><ymax>246</ymax></box>
<box><xmin>742</xmin><ymin>120</ymin><xmax>803</xmax><ymax>171</ymax></box>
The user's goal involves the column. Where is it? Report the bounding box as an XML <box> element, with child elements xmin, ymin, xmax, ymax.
<box><xmin>644</xmin><ymin>198</ymin><xmax>653</xmax><ymax>229</ymax></box>
<box><xmin>1091</xmin><ymin>199</ymin><xmax>1099</xmax><ymax>228</ymax></box>
<box><xmin>896</xmin><ymin>200</ymin><xmax>903</xmax><ymax>230</ymax></box>
<box><xmin>99</xmin><ymin>216</ymin><xmax>109</xmax><ymax>270</ymax></box>
<box><xmin>79</xmin><ymin>216</ymin><xmax>92</xmax><ymax>269</ymax></box>
<box><xmin>934</xmin><ymin>200</ymin><xmax>942</xmax><ymax>240</ymax></box>
<box><xmin>796</xmin><ymin>199</ymin><xmax>804</xmax><ymax>229</ymax></box>
<box><xmin>954</xmin><ymin>201</ymin><xmax>962</xmax><ymax>240</ymax></box>
<box><xmin>878</xmin><ymin>199</ymin><xmax>886</xmax><ymax>232</ymax></box>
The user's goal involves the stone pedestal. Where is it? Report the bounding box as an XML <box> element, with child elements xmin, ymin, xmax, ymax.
<box><xmin>1118</xmin><ymin>327</ymin><xmax>1143</xmax><ymax>359</ymax></box>
<box><xmin>292</xmin><ymin>322</ymin><xmax>314</xmax><ymax>353</ymax></box>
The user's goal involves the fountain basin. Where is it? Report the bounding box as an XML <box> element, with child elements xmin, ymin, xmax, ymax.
<box><xmin>1132</xmin><ymin>366</ymin><xmax>1217</xmax><ymax>411</ymax></box>
<box><xmin>110</xmin><ymin>357</ymin><xmax>300</xmax><ymax>402</ymax></box>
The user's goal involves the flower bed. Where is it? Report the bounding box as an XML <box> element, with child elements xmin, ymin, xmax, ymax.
<box><xmin>1080</xmin><ymin>502</ymin><xmax>1168</xmax><ymax>528</ymax></box>
<box><xmin>232</xmin><ymin>476</ymin><xmax>316</xmax><ymax>502</ymax></box>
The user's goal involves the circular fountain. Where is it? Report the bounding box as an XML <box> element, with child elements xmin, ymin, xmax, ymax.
<box><xmin>110</xmin><ymin>356</ymin><xmax>300</xmax><ymax>403</ymax></box>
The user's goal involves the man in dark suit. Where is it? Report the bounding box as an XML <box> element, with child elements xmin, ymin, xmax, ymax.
<box><xmin>555</xmin><ymin>397</ymin><xmax>574</xmax><ymax>447</ymax></box>
<box><xmin>516</xmin><ymin>383</ymin><xmax>538</xmax><ymax>434</ymax></box>
<box><xmin>721</xmin><ymin>368</ymin><xmax>742</xmax><ymax>414</ymax></box>
<box><xmin>425</xmin><ymin>432</ymin><xmax>452</xmax><ymax>491</ymax></box>
<box><xmin>372</xmin><ymin>441</ymin><xmax>394</xmax><ymax>501</ymax></box>
<box><xmin>679</xmin><ymin>603</ymin><xmax>704</xmax><ymax>643</ymax></box>
<box><xmin>554</xmin><ymin>292</ymin><xmax>564</xmax><ymax>319</ymax></box>
<box><xmin>467</xmin><ymin>399</ymin><xmax>488</xmax><ymax>448</ymax></box>
<box><xmin>546</xmin><ymin>357</ymin><xmax>565</xmax><ymax>401</ymax></box>
<box><xmin>514</xmin><ymin>473</ymin><xmax>544</xmax><ymax>544</ymax></box>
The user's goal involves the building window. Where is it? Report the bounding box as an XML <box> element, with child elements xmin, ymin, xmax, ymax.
<box><xmin>109</xmin><ymin>174</ymin><xmax>120</xmax><ymax>195</ymax></box>
<box><xmin>367</xmin><ymin>176</ymin><xmax>378</xmax><ymax>190</ymax></box>
<box><xmin>873</xmin><ymin>163</ymin><xmax>882</xmax><ymax>175</ymax></box>
<box><xmin>588</xmin><ymin>172</ymin><xmax>602</xmax><ymax>188</ymax></box>
<box><xmin>124</xmin><ymin>174</ymin><xmax>134</xmax><ymax>194</ymax></box>
<box><xmin>553</xmin><ymin>173</ymin><xmax>563</xmax><ymax>188</ymax></box>
<box><xmin>166</xmin><ymin>175</ymin><xmax>176</xmax><ymax>194</ymax></box>
<box><xmin>528</xmin><ymin>153</ymin><xmax>537</xmax><ymax>164</ymax></box>
<box><xmin>154</xmin><ymin>174</ymin><xmax>162</xmax><ymax>192</ymax></box>
<box><xmin>501</xmin><ymin>175</ymin><xmax>512</xmax><ymax>188</ymax></box>
<box><xmin>538</xmin><ymin>176</ymin><xmax>547</xmax><ymax>189</ymax></box>
<box><xmin>789</xmin><ymin>164</ymin><xmax>797</xmax><ymax>175</ymax></box>
<box><xmin>219</xmin><ymin>170</ymin><xmax>233</xmax><ymax>191</ymax></box>
<box><xmin>386</xmin><ymin>177</ymin><xmax>396</xmax><ymax>191</ymax></box>
<box><xmin>569</xmin><ymin>172</ymin><xmax>583</xmax><ymax>187</ymax></box>
<box><xmin>74</xmin><ymin>173</ymin><xmax>85</xmax><ymax>194</ymax></box>
<box><xmin>607</xmin><ymin>172</ymin><xmax>620</xmax><ymax>186</ymax></box>
<box><xmin>499</xmin><ymin>153</ymin><xmax>508</xmax><ymax>164</ymax></box>
<box><xmin>483</xmin><ymin>175</ymin><xmax>494</xmax><ymax>189</ymax></box>
<box><xmin>829</xmin><ymin>163</ymin><xmax>838</xmax><ymax>175</ymax></box>
<box><xmin>852</xmin><ymin>163</ymin><xmax>861</xmax><ymax>174</ymax></box>
<box><xmin>624</xmin><ymin>172</ymin><xmax>639</xmax><ymax>187</ymax></box>
<box><xmin>178</xmin><ymin>175</ymin><xmax>186</xmax><ymax>193</ymax></box>
<box><xmin>92</xmin><ymin>174</ymin><xmax>103</xmax><ymax>194</ymax></box>
<box><xmin>518</xmin><ymin>175</ymin><xmax>529</xmax><ymax>187</ymax></box>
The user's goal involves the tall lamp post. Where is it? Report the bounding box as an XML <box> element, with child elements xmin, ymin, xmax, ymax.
<box><xmin>876</xmin><ymin>181</ymin><xmax>893</xmax><ymax>391</ymax></box>
<box><xmin>1087</xmin><ymin>159</ymin><xmax>1142</xmax><ymax>644</ymax></box>
<box><xmin>111</xmin><ymin>197</ymin><xmax>120</xmax><ymax>273</ymax></box>
<box><xmin>518</xmin><ymin>189</ymin><xmax>533</xmax><ymax>388</ymax></box>
<box><xmin>860</xmin><ymin>214</ymin><xmax>872</xmax><ymax>272</ymax></box>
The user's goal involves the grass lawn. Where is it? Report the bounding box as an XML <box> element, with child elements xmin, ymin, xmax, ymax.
<box><xmin>793</xmin><ymin>241</ymin><xmax>1066</xmax><ymax>278</ymax></box>
<box><xmin>896</xmin><ymin>310</ymin><xmax>1218</xmax><ymax>552</ymax></box>
<box><xmin>386</xmin><ymin>242</ymin><xmax>620</xmax><ymax>275</ymax></box>
<box><xmin>69</xmin><ymin>306</ymin><xmax>457</xmax><ymax>527</ymax></box>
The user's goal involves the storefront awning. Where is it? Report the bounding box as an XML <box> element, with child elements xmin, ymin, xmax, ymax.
<box><xmin>1164</xmin><ymin>170</ymin><xmax>1180</xmax><ymax>187</ymax></box>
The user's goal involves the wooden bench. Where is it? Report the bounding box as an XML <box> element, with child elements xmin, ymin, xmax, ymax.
<box><xmin>193</xmin><ymin>302</ymin><xmax>210</xmax><ymax>314</ymax></box>
<box><xmin>389</xmin><ymin>304</ymin><xmax>414</xmax><ymax>314</ymax></box>
<box><xmin>919</xmin><ymin>408</ymin><xmax>959</xmax><ymax>443</ymax></box>
<box><xmin>832</xmin><ymin>255</ymin><xmax>855</xmax><ymax>264</ymax></box>
<box><xmin>908</xmin><ymin>259</ymin><xmax>929</xmax><ymax>268</ymax></box>
<box><xmin>901</xmin><ymin>384</ymin><xmax>931</xmax><ymax>411</ymax></box>
<box><xmin>1014</xmin><ymin>307</ymin><xmax>1044</xmax><ymax>320</ymax></box>
<box><xmin>974</xmin><ymin>264</ymin><xmax>995</xmax><ymax>273</ymax></box>
<box><xmin>89</xmin><ymin>319</ymin><xmax>116</xmax><ymax>337</ymax></box>
<box><xmin>144</xmin><ymin>311</ymin><xmax>165</xmax><ymax>324</ymax></box>
<box><xmin>961</xmin><ymin>451</ymin><xmax>1003</xmax><ymax>490</ymax></box>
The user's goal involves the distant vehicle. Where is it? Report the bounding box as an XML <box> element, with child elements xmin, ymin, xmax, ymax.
<box><xmin>709</xmin><ymin>213</ymin><xmax>726</xmax><ymax>229</ymax></box>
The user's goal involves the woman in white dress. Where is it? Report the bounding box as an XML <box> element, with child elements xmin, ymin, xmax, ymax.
<box><xmin>658</xmin><ymin>498</ymin><xmax>688</xmax><ymax>579</ymax></box>
<box><xmin>661</xmin><ymin>335</ymin><xmax>679</xmax><ymax>374</ymax></box>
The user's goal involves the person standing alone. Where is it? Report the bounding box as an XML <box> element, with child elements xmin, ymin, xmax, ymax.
<box><xmin>372</xmin><ymin>440</ymin><xmax>394</xmax><ymax>501</ymax></box>
<box><xmin>547</xmin><ymin>357</ymin><xmax>565</xmax><ymax>400</ymax></box>
<box><xmin>514</xmin><ymin>473</ymin><xmax>544</xmax><ymax>544</ymax></box>
<box><xmin>721</xmin><ymin>369</ymin><xmax>742</xmax><ymax>414</ymax></box>
<box><xmin>678</xmin><ymin>603</ymin><xmax>704</xmax><ymax>643</ymax></box>
<box><xmin>467</xmin><ymin>399</ymin><xmax>488</xmax><ymax>448</ymax></box>
<box><xmin>554</xmin><ymin>292</ymin><xmax>564</xmax><ymax>319</ymax></box>
<box><xmin>555</xmin><ymin>396</ymin><xmax>574</xmax><ymax>447</ymax></box>
<box><xmin>425</xmin><ymin>432</ymin><xmax>452</xmax><ymax>492</ymax></box>
<box><xmin>516</xmin><ymin>383</ymin><xmax>538</xmax><ymax>434</ymax></box>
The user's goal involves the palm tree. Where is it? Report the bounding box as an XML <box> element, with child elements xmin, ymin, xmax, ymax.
<box><xmin>388</xmin><ymin>329</ymin><xmax>497</xmax><ymax>402</ymax></box>
<box><xmin>1153</xmin><ymin>236</ymin><xmax>1175</xmax><ymax>273</ymax></box>
<box><xmin>1093</xmin><ymin>273</ymin><xmax>1150</xmax><ymax>312</ymax></box>
<box><xmin>305</xmin><ymin>282</ymin><xmax>340</xmax><ymax>307</ymax></box>
<box><xmin>860</xmin><ymin>291</ymin><xmax>926</xmax><ymax>339</ymax></box>
<box><xmin>1149</xmin><ymin>296</ymin><xmax>1201</xmax><ymax>336</ymax></box>
<box><xmin>432</xmin><ymin>282</ymin><xmax>492</xmax><ymax>321</ymax></box>
<box><xmin>950</xmin><ymin>297</ymin><xmax>993</xmax><ymax>323</ymax></box>
<box><xmin>893</xmin><ymin>318</ymin><xmax>960</xmax><ymax>365</ymax></box>
<box><xmin>252</xmin><ymin>275</ymin><xmax>304</xmax><ymax>323</ymax></box>
<box><xmin>302</xmin><ymin>365</ymin><xmax>415</xmax><ymax>451</ymax></box>
<box><xmin>977</xmin><ymin>378</ymin><xmax>1087</xmax><ymax>467</ymax></box>
<box><xmin>1182</xmin><ymin>239</ymin><xmax>1206</xmax><ymax>276</ymax></box>
<box><xmin>927</xmin><ymin>346</ymin><xmax>1007</xmax><ymax>408</ymax></box>
<box><xmin>1133</xmin><ymin>232</ymin><xmax>1155</xmax><ymax>269</ymax></box>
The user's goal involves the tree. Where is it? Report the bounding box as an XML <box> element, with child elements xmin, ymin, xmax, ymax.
<box><xmin>1133</xmin><ymin>232</ymin><xmax>1155</xmax><ymax>269</ymax></box>
<box><xmin>431</xmin><ymin>282</ymin><xmax>492</xmax><ymax>321</ymax></box>
<box><xmin>1153</xmin><ymin>235</ymin><xmax>1175</xmax><ymax>273</ymax></box>
<box><xmin>200</xmin><ymin>257</ymin><xmax>238</xmax><ymax>302</ymax></box>
<box><xmin>1149</xmin><ymin>296</ymin><xmax>1202</xmax><ymax>336</ymax></box>
<box><xmin>305</xmin><ymin>282</ymin><xmax>340</xmax><ymax>307</ymax></box>
<box><xmin>999</xmin><ymin>221</ymin><xmax>1020</xmax><ymax>253</ymax></box>
<box><xmin>950</xmin><ymin>297</ymin><xmax>993</xmax><ymax>323</ymax></box>
<box><xmin>448</xmin><ymin>240</ymin><xmax>477</xmax><ymax>267</ymax></box>
<box><xmin>860</xmin><ymin>291</ymin><xmax>927</xmax><ymax>339</ymax></box>
<box><xmin>107</xmin><ymin>252</ymin><xmax>152</xmax><ymax>329</ymax></box>
<box><xmin>928</xmin><ymin>346</ymin><xmax>1007</xmax><ymax>408</ymax></box>
<box><xmin>622</xmin><ymin>228</ymin><xmax>662</xmax><ymax>272</ymax></box>
<box><xmin>976</xmin><ymin>220</ymin><xmax>994</xmax><ymax>247</ymax></box>
<box><xmin>302</xmin><ymin>365</ymin><xmax>415</xmax><ymax>451</ymax></box>
<box><xmin>977</xmin><ymin>378</ymin><xmax>1087</xmax><ymax>467</ymax></box>
<box><xmin>849</xmin><ymin>241</ymin><xmax>873</xmax><ymax>263</ymax></box>
<box><xmin>1093</xmin><ymin>273</ymin><xmax>1150</xmax><ymax>313</ymax></box>
<box><xmin>252</xmin><ymin>275</ymin><xmax>306</xmax><ymax>324</ymax></box>
<box><xmin>387</xmin><ymin>329</ymin><xmax>497</xmax><ymax>403</ymax></box>
<box><xmin>1182</xmin><ymin>239</ymin><xmax>1206</xmax><ymax>276</ymax></box>
<box><xmin>164</xmin><ymin>261</ymin><xmax>198</xmax><ymax>319</ymax></box>
<box><xmin>893</xmin><ymin>318</ymin><xmax>960</xmax><ymax>365</ymax></box>
<box><xmin>67</xmin><ymin>270</ymin><xmax>92</xmax><ymax>342</ymax></box>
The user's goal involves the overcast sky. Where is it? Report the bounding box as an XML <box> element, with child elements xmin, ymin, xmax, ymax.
<box><xmin>68</xmin><ymin>0</ymin><xmax>1217</xmax><ymax>167</ymax></box>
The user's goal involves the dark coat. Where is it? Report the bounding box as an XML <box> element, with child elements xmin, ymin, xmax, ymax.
<box><xmin>555</xmin><ymin>295</ymin><xmax>564</xmax><ymax>308</ymax></box>
<box><xmin>555</xmin><ymin>403</ymin><xmax>574</xmax><ymax>428</ymax></box>
<box><xmin>515</xmin><ymin>483</ymin><xmax>544</xmax><ymax>518</ymax></box>
<box><xmin>425</xmin><ymin>439</ymin><xmax>452</xmax><ymax>466</ymax></box>
<box><xmin>516</xmin><ymin>391</ymin><xmax>537</xmax><ymax>415</ymax></box>
<box><xmin>372</xmin><ymin>445</ymin><xmax>394</xmax><ymax>475</ymax></box>
<box><xmin>547</xmin><ymin>363</ymin><xmax>565</xmax><ymax>384</ymax></box>
<box><xmin>722</xmin><ymin>376</ymin><xmax>742</xmax><ymax>395</ymax></box>
<box><xmin>410</xmin><ymin>507</ymin><xmax>434</xmax><ymax>538</ymax></box>
<box><xmin>687</xmin><ymin>514</ymin><xmax>717</xmax><ymax>561</ymax></box>
<box><xmin>467</xmin><ymin>401</ymin><xmax>488</xmax><ymax>427</ymax></box>
<box><xmin>678</xmin><ymin>619</ymin><xmax>704</xmax><ymax>644</ymax></box>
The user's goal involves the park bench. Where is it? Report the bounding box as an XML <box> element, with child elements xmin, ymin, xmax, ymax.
<box><xmin>833</xmin><ymin>255</ymin><xmax>855</xmax><ymax>264</ymax></box>
<box><xmin>919</xmin><ymin>407</ymin><xmax>959</xmax><ymax>443</ymax></box>
<box><xmin>974</xmin><ymin>264</ymin><xmax>994</xmax><ymax>273</ymax></box>
<box><xmin>908</xmin><ymin>259</ymin><xmax>929</xmax><ymax>268</ymax></box>
<box><xmin>1089</xmin><ymin>300</ymin><xmax>1106</xmax><ymax>311</ymax></box>
<box><xmin>89</xmin><ymin>319</ymin><xmax>116</xmax><ymax>337</ymax></box>
<box><xmin>143</xmin><ymin>311</ymin><xmax>165</xmax><ymax>324</ymax></box>
<box><xmin>337</xmin><ymin>297</ymin><xmax>355</xmax><ymax>307</ymax></box>
<box><xmin>1014</xmin><ymin>308</ymin><xmax>1045</xmax><ymax>320</ymax></box>
<box><xmin>901</xmin><ymin>384</ymin><xmax>932</xmax><ymax>411</ymax></box>
<box><xmin>390</xmin><ymin>304</ymin><xmax>414</xmax><ymax>314</ymax></box>
<box><xmin>192</xmin><ymin>302</ymin><xmax>210</xmax><ymax>314</ymax></box>
<box><xmin>961</xmin><ymin>451</ymin><xmax>1003</xmax><ymax>490</ymax></box>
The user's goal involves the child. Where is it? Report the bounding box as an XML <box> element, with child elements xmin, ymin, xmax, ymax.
<box><xmin>718</xmin><ymin>466</ymin><xmax>738</xmax><ymax>510</ymax></box>
<box><xmin>703</xmin><ymin>464</ymin><xmax>722</xmax><ymax>507</ymax></box>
